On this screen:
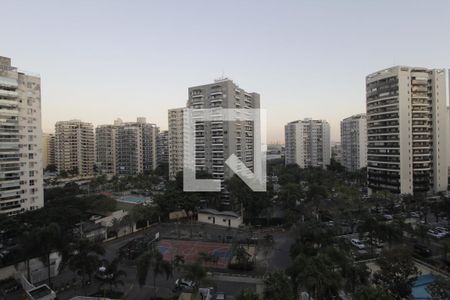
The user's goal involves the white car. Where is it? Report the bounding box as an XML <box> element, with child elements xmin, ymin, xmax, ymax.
<box><xmin>175</xmin><ymin>279</ymin><xmax>196</xmax><ymax>290</ymax></box>
<box><xmin>383</xmin><ymin>214</ymin><xmax>393</xmax><ymax>221</ymax></box>
<box><xmin>427</xmin><ymin>229</ymin><xmax>446</xmax><ymax>239</ymax></box>
<box><xmin>351</xmin><ymin>238</ymin><xmax>366</xmax><ymax>249</ymax></box>
<box><xmin>410</xmin><ymin>212</ymin><xmax>421</xmax><ymax>218</ymax></box>
<box><xmin>434</xmin><ymin>227</ymin><xmax>448</xmax><ymax>237</ymax></box>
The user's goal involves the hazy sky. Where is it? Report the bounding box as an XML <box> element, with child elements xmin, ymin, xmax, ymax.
<box><xmin>2</xmin><ymin>0</ymin><xmax>450</xmax><ymax>143</ymax></box>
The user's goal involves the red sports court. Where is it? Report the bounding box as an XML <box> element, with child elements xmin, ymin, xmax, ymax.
<box><xmin>157</xmin><ymin>239</ymin><xmax>232</xmax><ymax>269</ymax></box>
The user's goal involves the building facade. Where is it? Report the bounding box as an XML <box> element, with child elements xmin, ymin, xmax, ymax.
<box><xmin>0</xmin><ymin>56</ymin><xmax>44</xmax><ymax>215</ymax></box>
<box><xmin>42</xmin><ymin>133</ymin><xmax>56</xmax><ymax>169</ymax></box>
<box><xmin>95</xmin><ymin>118</ymin><xmax>159</xmax><ymax>176</ymax></box>
<box><xmin>366</xmin><ymin>66</ymin><xmax>448</xmax><ymax>194</ymax></box>
<box><xmin>95</xmin><ymin>125</ymin><xmax>116</xmax><ymax>175</ymax></box>
<box><xmin>285</xmin><ymin>119</ymin><xmax>331</xmax><ymax>169</ymax></box>
<box><xmin>55</xmin><ymin>120</ymin><xmax>95</xmax><ymax>176</ymax></box>
<box><xmin>186</xmin><ymin>79</ymin><xmax>260</xmax><ymax>181</ymax></box>
<box><xmin>340</xmin><ymin>114</ymin><xmax>367</xmax><ymax>171</ymax></box>
<box><xmin>116</xmin><ymin>124</ymin><xmax>143</xmax><ymax>175</ymax></box>
<box><xmin>157</xmin><ymin>130</ymin><xmax>169</xmax><ymax>165</ymax></box>
<box><xmin>168</xmin><ymin>108</ymin><xmax>185</xmax><ymax>180</ymax></box>
<box><xmin>331</xmin><ymin>142</ymin><xmax>342</xmax><ymax>164</ymax></box>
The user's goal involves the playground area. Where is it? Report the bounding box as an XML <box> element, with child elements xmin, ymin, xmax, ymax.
<box><xmin>157</xmin><ymin>239</ymin><xmax>233</xmax><ymax>269</ymax></box>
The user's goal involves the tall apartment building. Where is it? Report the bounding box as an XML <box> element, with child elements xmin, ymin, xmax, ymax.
<box><xmin>95</xmin><ymin>125</ymin><xmax>116</xmax><ymax>175</ymax></box>
<box><xmin>366</xmin><ymin>66</ymin><xmax>448</xmax><ymax>194</ymax></box>
<box><xmin>157</xmin><ymin>130</ymin><xmax>169</xmax><ymax>165</ymax></box>
<box><xmin>340</xmin><ymin>114</ymin><xmax>367</xmax><ymax>171</ymax></box>
<box><xmin>116</xmin><ymin>124</ymin><xmax>143</xmax><ymax>175</ymax></box>
<box><xmin>55</xmin><ymin>120</ymin><xmax>95</xmax><ymax>176</ymax></box>
<box><xmin>95</xmin><ymin>118</ymin><xmax>159</xmax><ymax>176</ymax></box>
<box><xmin>168</xmin><ymin>108</ymin><xmax>185</xmax><ymax>180</ymax></box>
<box><xmin>0</xmin><ymin>56</ymin><xmax>43</xmax><ymax>215</ymax></box>
<box><xmin>285</xmin><ymin>119</ymin><xmax>331</xmax><ymax>169</ymax></box>
<box><xmin>187</xmin><ymin>79</ymin><xmax>260</xmax><ymax>181</ymax></box>
<box><xmin>140</xmin><ymin>119</ymin><xmax>159</xmax><ymax>174</ymax></box>
<box><xmin>42</xmin><ymin>133</ymin><xmax>56</xmax><ymax>169</ymax></box>
<box><xmin>331</xmin><ymin>142</ymin><xmax>342</xmax><ymax>164</ymax></box>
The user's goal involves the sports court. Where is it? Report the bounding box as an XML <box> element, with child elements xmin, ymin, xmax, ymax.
<box><xmin>157</xmin><ymin>239</ymin><xmax>232</xmax><ymax>269</ymax></box>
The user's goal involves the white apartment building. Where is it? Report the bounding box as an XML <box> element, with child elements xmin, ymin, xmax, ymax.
<box><xmin>168</xmin><ymin>79</ymin><xmax>260</xmax><ymax>183</ymax></box>
<box><xmin>0</xmin><ymin>56</ymin><xmax>43</xmax><ymax>215</ymax></box>
<box><xmin>168</xmin><ymin>108</ymin><xmax>185</xmax><ymax>180</ymax></box>
<box><xmin>55</xmin><ymin>120</ymin><xmax>95</xmax><ymax>176</ymax></box>
<box><xmin>340</xmin><ymin>114</ymin><xmax>367</xmax><ymax>171</ymax></box>
<box><xmin>95</xmin><ymin>118</ymin><xmax>159</xmax><ymax>176</ymax></box>
<box><xmin>95</xmin><ymin>125</ymin><xmax>116</xmax><ymax>175</ymax></box>
<box><xmin>366</xmin><ymin>66</ymin><xmax>448</xmax><ymax>195</ymax></box>
<box><xmin>42</xmin><ymin>133</ymin><xmax>56</xmax><ymax>169</ymax></box>
<box><xmin>157</xmin><ymin>130</ymin><xmax>169</xmax><ymax>165</ymax></box>
<box><xmin>285</xmin><ymin>119</ymin><xmax>331</xmax><ymax>169</ymax></box>
<box><xmin>187</xmin><ymin>79</ymin><xmax>260</xmax><ymax>181</ymax></box>
<box><xmin>116</xmin><ymin>124</ymin><xmax>143</xmax><ymax>175</ymax></box>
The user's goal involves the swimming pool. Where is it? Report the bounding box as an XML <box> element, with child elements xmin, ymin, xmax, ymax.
<box><xmin>117</xmin><ymin>195</ymin><xmax>149</xmax><ymax>204</ymax></box>
<box><xmin>411</xmin><ymin>274</ymin><xmax>438</xmax><ymax>300</ymax></box>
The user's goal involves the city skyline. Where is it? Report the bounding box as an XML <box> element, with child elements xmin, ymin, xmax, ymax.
<box><xmin>2</xmin><ymin>1</ymin><xmax>450</xmax><ymax>143</ymax></box>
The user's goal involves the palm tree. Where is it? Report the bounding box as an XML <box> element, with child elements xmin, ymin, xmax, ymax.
<box><xmin>34</xmin><ymin>223</ymin><xmax>63</xmax><ymax>287</ymax></box>
<box><xmin>357</xmin><ymin>216</ymin><xmax>380</xmax><ymax>256</ymax></box>
<box><xmin>260</xmin><ymin>235</ymin><xmax>274</xmax><ymax>273</ymax></box>
<box><xmin>110</xmin><ymin>218</ymin><xmax>121</xmax><ymax>239</ymax></box>
<box><xmin>68</xmin><ymin>238</ymin><xmax>105</xmax><ymax>295</ymax></box>
<box><xmin>172</xmin><ymin>255</ymin><xmax>185</xmax><ymax>274</ymax></box>
<box><xmin>182</xmin><ymin>261</ymin><xmax>209</xmax><ymax>297</ymax></box>
<box><xmin>263</xmin><ymin>271</ymin><xmax>293</xmax><ymax>300</ymax></box>
<box><xmin>19</xmin><ymin>230</ymin><xmax>40</xmax><ymax>282</ymax></box>
<box><xmin>120</xmin><ymin>214</ymin><xmax>134</xmax><ymax>234</ymax></box>
<box><xmin>98</xmin><ymin>258</ymin><xmax>127</xmax><ymax>296</ymax></box>
<box><xmin>136</xmin><ymin>246</ymin><xmax>172</xmax><ymax>299</ymax></box>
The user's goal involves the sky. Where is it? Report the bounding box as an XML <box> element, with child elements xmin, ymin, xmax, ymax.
<box><xmin>2</xmin><ymin>0</ymin><xmax>450</xmax><ymax>143</ymax></box>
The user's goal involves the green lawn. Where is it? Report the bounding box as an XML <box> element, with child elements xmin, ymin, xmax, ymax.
<box><xmin>115</xmin><ymin>201</ymin><xmax>136</xmax><ymax>212</ymax></box>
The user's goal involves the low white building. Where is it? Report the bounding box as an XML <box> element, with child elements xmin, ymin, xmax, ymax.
<box><xmin>197</xmin><ymin>209</ymin><xmax>242</xmax><ymax>228</ymax></box>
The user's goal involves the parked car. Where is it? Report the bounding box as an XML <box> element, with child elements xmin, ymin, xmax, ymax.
<box><xmin>410</xmin><ymin>212</ymin><xmax>421</xmax><ymax>218</ymax></box>
<box><xmin>351</xmin><ymin>238</ymin><xmax>365</xmax><ymax>250</ymax></box>
<box><xmin>174</xmin><ymin>278</ymin><xmax>196</xmax><ymax>291</ymax></box>
<box><xmin>427</xmin><ymin>229</ymin><xmax>446</xmax><ymax>239</ymax></box>
<box><xmin>434</xmin><ymin>227</ymin><xmax>448</xmax><ymax>237</ymax></box>
<box><xmin>383</xmin><ymin>214</ymin><xmax>393</xmax><ymax>221</ymax></box>
<box><xmin>95</xmin><ymin>266</ymin><xmax>114</xmax><ymax>280</ymax></box>
<box><xmin>414</xmin><ymin>243</ymin><xmax>432</xmax><ymax>258</ymax></box>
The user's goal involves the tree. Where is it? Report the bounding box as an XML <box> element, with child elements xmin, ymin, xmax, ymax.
<box><xmin>182</xmin><ymin>261</ymin><xmax>210</xmax><ymax>296</ymax></box>
<box><xmin>426</xmin><ymin>276</ymin><xmax>450</xmax><ymax>300</ymax></box>
<box><xmin>172</xmin><ymin>255</ymin><xmax>185</xmax><ymax>273</ymax></box>
<box><xmin>98</xmin><ymin>258</ymin><xmax>127</xmax><ymax>295</ymax></box>
<box><xmin>373</xmin><ymin>248</ymin><xmax>419</xmax><ymax>299</ymax></box>
<box><xmin>235</xmin><ymin>246</ymin><xmax>251</xmax><ymax>265</ymax></box>
<box><xmin>354</xmin><ymin>285</ymin><xmax>394</xmax><ymax>300</ymax></box>
<box><xmin>236</xmin><ymin>289</ymin><xmax>260</xmax><ymax>300</ymax></box>
<box><xmin>34</xmin><ymin>223</ymin><xmax>64</xmax><ymax>287</ymax></box>
<box><xmin>287</xmin><ymin>254</ymin><xmax>341</xmax><ymax>300</ymax></box>
<box><xmin>263</xmin><ymin>271</ymin><xmax>293</xmax><ymax>300</ymax></box>
<box><xmin>260</xmin><ymin>235</ymin><xmax>274</xmax><ymax>273</ymax></box>
<box><xmin>357</xmin><ymin>216</ymin><xmax>380</xmax><ymax>256</ymax></box>
<box><xmin>45</xmin><ymin>164</ymin><xmax>57</xmax><ymax>173</ymax></box>
<box><xmin>68</xmin><ymin>238</ymin><xmax>105</xmax><ymax>295</ymax></box>
<box><xmin>136</xmin><ymin>247</ymin><xmax>172</xmax><ymax>298</ymax></box>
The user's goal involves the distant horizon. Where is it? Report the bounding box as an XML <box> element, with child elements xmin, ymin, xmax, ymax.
<box><xmin>2</xmin><ymin>0</ymin><xmax>450</xmax><ymax>143</ymax></box>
